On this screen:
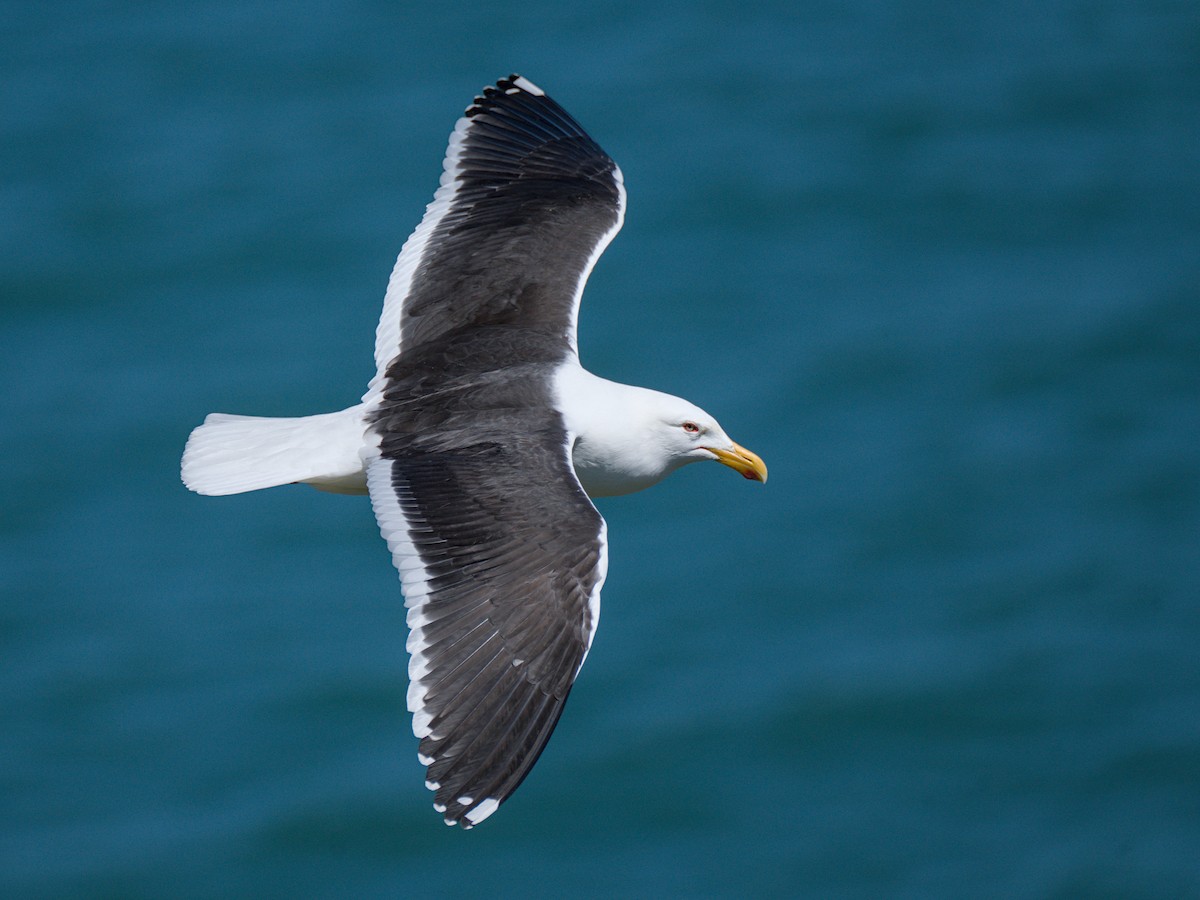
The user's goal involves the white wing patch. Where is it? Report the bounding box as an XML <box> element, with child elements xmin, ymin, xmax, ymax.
<box><xmin>567</xmin><ymin>166</ymin><xmax>625</xmax><ymax>355</ymax></box>
<box><xmin>362</xmin><ymin>114</ymin><xmax>472</xmax><ymax>407</ymax></box>
<box><xmin>509</xmin><ymin>76</ymin><xmax>544</xmax><ymax>96</ymax></box>
<box><xmin>577</xmin><ymin>518</ymin><xmax>607</xmax><ymax>675</ymax></box>
<box><xmin>366</xmin><ymin>459</ymin><xmax>438</xmax><ymax>740</ymax></box>
<box><xmin>463</xmin><ymin>797</ymin><xmax>500</xmax><ymax>825</ymax></box>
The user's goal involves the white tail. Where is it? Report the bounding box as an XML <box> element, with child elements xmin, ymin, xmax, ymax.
<box><xmin>181</xmin><ymin>405</ymin><xmax>370</xmax><ymax>496</ymax></box>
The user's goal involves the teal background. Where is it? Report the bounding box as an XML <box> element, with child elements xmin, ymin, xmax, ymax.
<box><xmin>3</xmin><ymin>2</ymin><xmax>1198</xmax><ymax>896</ymax></box>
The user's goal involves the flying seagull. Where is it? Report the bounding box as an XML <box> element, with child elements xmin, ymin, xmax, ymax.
<box><xmin>181</xmin><ymin>74</ymin><xmax>767</xmax><ymax>829</ymax></box>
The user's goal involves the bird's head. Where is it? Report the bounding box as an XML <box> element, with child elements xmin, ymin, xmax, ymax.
<box><xmin>563</xmin><ymin>375</ymin><xmax>767</xmax><ymax>497</ymax></box>
<box><xmin>648</xmin><ymin>395</ymin><xmax>768</xmax><ymax>484</ymax></box>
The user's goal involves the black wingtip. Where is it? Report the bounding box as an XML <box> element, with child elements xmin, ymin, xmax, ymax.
<box><xmin>466</xmin><ymin>74</ymin><xmax>548</xmax><ymax>117</ymax></box>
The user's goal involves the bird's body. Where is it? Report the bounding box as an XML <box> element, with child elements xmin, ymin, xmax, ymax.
<box><xmin>182</xmin><ymin>75</ymin><xmax>765</xmax><ymax>828</ymax></box>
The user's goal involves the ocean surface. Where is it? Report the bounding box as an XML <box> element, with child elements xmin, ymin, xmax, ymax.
<box><xmin>3</xmin><ymin>2</ymin><xmax>1198</xmax><ymax>897</ymax></box>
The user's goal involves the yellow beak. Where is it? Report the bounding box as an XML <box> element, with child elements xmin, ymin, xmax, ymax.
<box><xmin>706</xmin><ymin>442</ymin><xmax>768</xmax><ymax>484</ymax></box>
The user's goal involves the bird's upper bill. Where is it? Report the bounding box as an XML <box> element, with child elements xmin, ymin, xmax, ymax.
<box><xmin>707</xmin><ymin>442</ymin><xmax>768</xmax><ymax>483</ymax></box>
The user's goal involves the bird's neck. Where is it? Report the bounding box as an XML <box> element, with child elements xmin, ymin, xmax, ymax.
<box><xmin>552</xmin><ymin>362</ymin><xmax>690</xmax><ymax>498</ymax></box>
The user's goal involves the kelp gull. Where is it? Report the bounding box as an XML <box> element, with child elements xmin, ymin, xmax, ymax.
<box><xmin>181</xmin><ymin>74</ymin><xmax>767</xmax><ymax>829</ymax></box>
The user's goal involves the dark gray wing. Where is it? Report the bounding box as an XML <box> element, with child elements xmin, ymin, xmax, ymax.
<box><xmin>366</xmin><ymin>74</ymin><xmax>625</xmax><ymax>404</ymax></box>
<box><xmin>367</xmin><ymin>342</ymin><xmax>607</xmax><ymax>828</ymax></box>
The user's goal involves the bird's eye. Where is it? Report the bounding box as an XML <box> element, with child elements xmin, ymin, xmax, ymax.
<box><xmin>682</xmin><ymin>421</ymin><xmax>700</xmax><ymax>434</ymax></box>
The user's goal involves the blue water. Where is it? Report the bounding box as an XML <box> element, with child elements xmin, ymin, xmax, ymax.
<box><xmin>3</xmin><ymin>2</ymin><xmax>1199</xmax><ymax>896</ymax></box>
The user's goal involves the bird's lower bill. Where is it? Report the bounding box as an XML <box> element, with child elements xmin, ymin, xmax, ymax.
<box><xmin>707</xmin><ymin>443</ymin><xmax>768</xmax><ymax>483</ymax></box>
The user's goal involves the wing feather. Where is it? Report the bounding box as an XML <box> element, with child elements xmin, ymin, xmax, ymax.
<box><xmin>366</xmin><ymin>398</ymin><xmax>607</xmax><ymax>828</ymax></box>
<box><xmin>364</xmin><ymin>74</ymin><xmax>624</xmax><ymax>407</ymax></box>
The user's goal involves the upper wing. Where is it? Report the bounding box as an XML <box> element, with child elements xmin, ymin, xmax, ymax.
<box><xmin>363</xmin><ymin>75</ymin><xmax>626</xmax><ymax>405</ymax></box>
<box><xmin>366</xmin><ymin>378</ymin><xmax>607</xmax><ymax>828</ymax></box>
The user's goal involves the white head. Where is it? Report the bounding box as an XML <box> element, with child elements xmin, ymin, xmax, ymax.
<box><xmin>562</xmin><ymin>375</ymin><xmax>768</xmax><ymax>498</ymax></box>
<box><xmin>641</xmin><ymin>390</ymin><xmax>768</xmax><ymax>481</ymax></box>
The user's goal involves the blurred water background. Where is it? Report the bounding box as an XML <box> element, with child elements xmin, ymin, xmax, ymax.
<box><xmin>3</xmin><ymin>2</ymin><xmax>1198</xmax><ymax>896</ymax></box>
